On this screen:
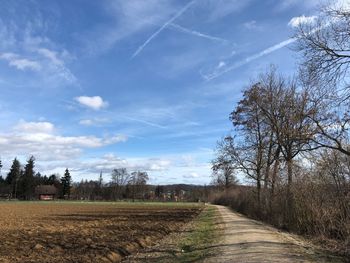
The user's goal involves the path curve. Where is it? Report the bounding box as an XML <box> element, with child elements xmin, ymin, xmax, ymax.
<box><xmin>205</xmin><ymin>205</ymin><xmax>332</xmax><ymax>263</ymax></box>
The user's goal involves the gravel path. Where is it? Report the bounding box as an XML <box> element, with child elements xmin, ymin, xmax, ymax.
<box><xmin>204</xmin><ymin>205</ymin><xmax>340</xmax><ymax>263</ymax></box>
<box><xmin>123</xmin><ymin>205</ymin><xmax>343</xmax><ymax>263</ymax></box>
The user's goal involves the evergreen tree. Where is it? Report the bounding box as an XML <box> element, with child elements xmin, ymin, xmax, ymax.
<box><xmin>21</xmin><ymin>156</ymin><xmax>35</xmax><ymax>200</ymax></box>
<box><xmin>0</xmin><ymin>157</ymin><xmax>3</xmax><ymax>177</ymax></box>
<box><xmin>61</xmin><ymin>168</ymin><xmax>72</xmax><ymax>199</ymax></box>
<box><xmin>98</xmin><ymin>171</ymin><xmax>103</xmax><ymax>187</ymax></box>
<box><xmin>0</xmin><ymin>158</ymin><xmax>3</xmax><ymax>184</ymax></box>
<box><xmin>6</xmin><ymin>158</ymin><xmax>21</xmax><ymax>197</ymax></box>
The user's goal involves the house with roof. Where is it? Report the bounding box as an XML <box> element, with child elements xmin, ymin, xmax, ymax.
<box><xmin>35</xmin><ymin>185</ymin><xmax>58</xmax><ymax>200</ymax></box>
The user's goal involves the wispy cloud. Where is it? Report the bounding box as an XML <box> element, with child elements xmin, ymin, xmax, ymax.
<box><xmin>205</xmin><ymin>0</ymin><xmax>253</xmax><ymax>21</ymax></box>
<box><xmin>0</xmin><ymin>13</ymin><xmax>77</xmax><ymax>87</ymax></box>
<box><xmin>37</xmin><ymin>48</ymin><xmax>64</xmax><ymax>66</ymax></box>
<box><xmin>79</xmin><ymin>118</ymin><xmax>109</xmax><ymax>126</ymax></box>
<box><xmin>36</xmin><ymin>48</ymin><xmax>77</xmax><ymax>84</ymax></box>
<box><xmin>275</xmin><ymin>0</ymin><xmax>321</xmax><ymax>12</ymax></box>
<box><xmin>131</xmin><ymin>0</ymin><xmax>196</xmax><ymax>58</ymax></box>
<box><xmin>202</xmin><ymin>38</ymin><xmax>297</xmax><ymax>81</ymax></box>
<box><xmin>243</xmin><ymin>20</ymin><xmax>259</xmax><ymax>30</ymax></box>
<box><xmin>169</xmin><ymin>23</ymin><xmax>229</xmax><ymax>44</ymax></box>
<box><xmin>0</xmin><ymin>52</ymin><xmax>41</xmax><ymax>71</ymax></box>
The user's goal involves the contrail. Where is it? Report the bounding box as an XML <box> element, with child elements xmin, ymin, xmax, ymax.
<box><xmin>203</xmin><ymin>18</ymin><xmax>333</xmax><ymax>81</ymax></box>
<box><xmin>131</xmin><ymin>0</ymin><xmax>196</xmax><ymax>59</ymax></box>
<box><xmin>169</xmin><ymin>23</ymin><xmax>229</xmax><ymax>44</ymax></box>
<box><xmin>123</xmin><ymin>116</ymin><xmax>168</xmax><ymax>129</ymax></box>
<box><xmin>203</xmin><ymin>37</ymin><xmax>297</xmax><ymax>81</ymax></box>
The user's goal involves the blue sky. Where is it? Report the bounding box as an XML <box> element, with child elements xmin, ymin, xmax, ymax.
<box><xmin>0</xmin><ymin>0</ymin><xmax>325</xmax><ymax>184</ymax></box>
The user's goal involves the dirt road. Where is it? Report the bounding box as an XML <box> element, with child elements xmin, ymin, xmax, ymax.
<box><xmin>205</xmin><ymin>205</ymin><xmax>340</xmax><ymax>263</ymax></box>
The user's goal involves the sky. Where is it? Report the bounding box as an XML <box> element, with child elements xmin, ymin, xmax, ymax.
<box><xmin>0</xmin><ymin>0</ymin><xmax>329</xmax><ymax>184</ymax></box>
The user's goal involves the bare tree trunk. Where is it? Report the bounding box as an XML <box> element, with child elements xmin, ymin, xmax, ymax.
<box><xmin>264</xmin><ymin>133</ymin><xmax>274</xmax><ymax>189</ymax></box>
<box><xmin>269</xmin><ymin>147</ymin><xmax>280</xmax><ymax>219</ymax></box>
<box><xmin>257</xmin><ymin>178</ymin><xmax>261</xmax><ymax>209</ymax></box>
<box><xmin>285</xmin><ymin>157</ymin><xmax>294</xmax><ymax>228</ymax></box>
<box><xmin>256</xmin><ymin>169</ymin><xmax>262</xmax><ymax>215</ymax></box>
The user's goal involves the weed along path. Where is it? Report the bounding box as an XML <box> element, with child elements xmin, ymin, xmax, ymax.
<box><xmin>204</xmin><ymin>205</ymin><xmax>341</xmax><ymax>263</ymax></box>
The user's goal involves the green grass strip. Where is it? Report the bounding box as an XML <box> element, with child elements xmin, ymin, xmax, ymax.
<box><xmin>177</xmin><ymin>205</ymin><xmax>218</xmax><ymax>262</ymax></box>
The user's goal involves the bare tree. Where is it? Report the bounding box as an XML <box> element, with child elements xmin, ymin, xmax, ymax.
<box><xmin>110</xmin><ymin>168</ymin><xmax>129</xmax><ymax>200</ymax></box>
<box><xmin>294</xmin><ymin>2</ymin><xmax>350</xmax><ymax>157</ymax></box>
<box><xmin>212</xmin><ymin>141</ymin><xmax>237</xmax><ymax>190</ymax></box>
<box><xmin>295</xmin><ymin>2</ymin><xmax>350</xmax><ymax>92</ymax></box>
<box><xmin>231</xmin><ymin>76</ymin><xmax>284</xmax><ymax>214</ymax></box>
<box><xmin>128</xmin><ymin>171</ymin><xmax>149</xmax><ymax>201</ymax></box>
<box><xmin>246</xmin><ymin>69</ymin><xmax>317</xmax><ymax>224</ymax></box>
<box><xmin>230</xmin><ymin>85</ymin><xmax>271</xmax><ymax>210</ymax></box>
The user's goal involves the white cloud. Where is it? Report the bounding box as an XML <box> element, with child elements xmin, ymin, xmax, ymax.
<box><xmin>75</xmin><ymin>96</ymin><xmax>108</xmax><ymax>110</ymax></box>
<box><xmin>103</xmin><ymin>135</ymin><xmax>128</xmax><ymax>144</ymax></box>
<box><xmin>14</xmin><ymin>120</ymin><xmax>54</xmax><ymax>134</ymax></box>
<box><xmin>0</xmin><ymin>52</ymin><xmax>41</xmax><ymax>71</ymax></box>
<box><xmin>57</xmin><ymin>150</ymin><xmax>212</xmax><ymax>183</ymax></box>
<box><xmin>288</xmin><ymin>15</ymin><xmax>317</xmax><ymax>28</ymax></box>
<box><xmin>217</xmin><ymin>61</ymin><xmax>226</xmax><ymax>69</ymax></box>
<box><xmin>73</xmin><ymin>154</ymin><xmax>172</xmax><ymax>174</ymax></box>
<box><xmin>0</xmin><ymin>120</ymin><xmax>127</xmax><ymax>161</ymax></box>
<box><xmin>79</xmin><ymin>118</ymin><xmax>109</xmax><ymax>126</ymax></box>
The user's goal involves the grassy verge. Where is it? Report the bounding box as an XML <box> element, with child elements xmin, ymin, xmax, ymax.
<box><xmin>177</xmin><ymin>205</ymin><xmax>218</xmax><ymax>262</ymax></box>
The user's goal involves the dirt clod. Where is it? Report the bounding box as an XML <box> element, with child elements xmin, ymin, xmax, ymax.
<box><xmin>107</xmin><ymin>251</ymin><xmax>122</xmax><ymax>262</ymax></box>
<box><xmin>33</xmin><ymin>244</ymin><xmax>44</xmax><ymax>250</ymax></box>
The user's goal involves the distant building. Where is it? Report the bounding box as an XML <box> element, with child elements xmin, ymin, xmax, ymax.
<box><xmin>35</xmin><ymin>185</ymin><xmax>58</xmax><ymax>200</ymax></box>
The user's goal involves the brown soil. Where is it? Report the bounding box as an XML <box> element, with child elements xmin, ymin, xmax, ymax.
<box><xmin>0</xmin><ymin>202</ymin><xmax>202</xmax><ymax>263</ymax></box>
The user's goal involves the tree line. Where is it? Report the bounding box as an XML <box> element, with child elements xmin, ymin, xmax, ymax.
<box><xmin>0</xmin><ymin>157</ymin><xmax>150</xmax><ymax>201</ymax></box>
<box><xmin>211</xmin><ymin>2</ymin><xmax>349</xmax><ymax>256</ymax></box>
<box><xmin>0</xmin><ymin>158</ymin><xmax>209</xmax><ymax>202</ymax></box>
<box><xmin>0</xmin><ymin>156</ymin><xmax>72</xmax><ymax>200</ymax></box>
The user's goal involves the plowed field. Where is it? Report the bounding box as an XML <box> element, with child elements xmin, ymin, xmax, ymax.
<box><xmin>0</xmin><ymin>202</ymin><xmax>202</xmax><ymax>263</ymax></box>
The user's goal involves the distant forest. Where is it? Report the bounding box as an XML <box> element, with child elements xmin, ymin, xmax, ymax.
<box><xmin>210</xmin><ymin>3</ymin><xmax>350</xmax><ymax>256</ymax></box>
